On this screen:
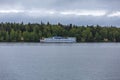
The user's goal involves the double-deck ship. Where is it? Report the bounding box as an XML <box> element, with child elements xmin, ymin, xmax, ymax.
<box><xmin>40</xmin><ymin>36</ymin><xmax>76</xmax><ymax>43</ymax></box>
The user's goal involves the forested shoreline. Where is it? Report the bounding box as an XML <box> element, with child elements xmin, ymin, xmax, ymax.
<box><xmin>0</xmin><ymin>22</ymin><xmax>120</xmax><ymax>42</ymax></box>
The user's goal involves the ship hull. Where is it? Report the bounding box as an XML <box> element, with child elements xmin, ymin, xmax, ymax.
<box><xmin>40</xmin><ymin>40</ymin><xmax>76</xmax><ymax>43</ymax></box>
<box><xmin>40</xmin><ymin>37</ymin><xmax>76</xmax><ymax>43</ymax></box>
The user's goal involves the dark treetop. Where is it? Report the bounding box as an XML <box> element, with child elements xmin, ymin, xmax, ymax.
<box><xmin>0</xmin><ymin>22</ymin><xmax>120</xmax><ymax>42</ymax></box>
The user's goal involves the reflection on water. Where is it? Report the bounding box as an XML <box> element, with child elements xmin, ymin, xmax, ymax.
<box><xmin>0</xmin><ymin>43</ymin><xmax>120</xmax><ymax>80</ymax></box>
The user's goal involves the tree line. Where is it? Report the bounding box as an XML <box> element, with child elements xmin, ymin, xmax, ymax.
<box><xmin>0</xmin><ymin>22</ymin><xmax>120</xmax><ymax>42</ymax></box>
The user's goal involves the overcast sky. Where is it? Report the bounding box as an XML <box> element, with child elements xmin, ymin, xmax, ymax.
<box><xmin>0</xmin><ymin>0</ymin><xmax>120</xmax><ymax>26</ymax></box>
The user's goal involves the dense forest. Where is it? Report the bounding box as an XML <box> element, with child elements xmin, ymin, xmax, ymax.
<box><xmin>0</xmin><ymin>22</ymin><xmax>120</xmax><ymax>42</ymax></box>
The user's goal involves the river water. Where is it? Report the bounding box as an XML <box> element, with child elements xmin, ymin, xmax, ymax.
<box><xmin>0</xmin><ymin>43</ymin><xmax>120</xmax><ymax>80</ymax></box>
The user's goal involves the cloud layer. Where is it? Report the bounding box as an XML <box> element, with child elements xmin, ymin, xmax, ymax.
<box><xmin>0</xmin><ymin>0</ymin><xmax>120</xmax><ymax>26</ymax></box>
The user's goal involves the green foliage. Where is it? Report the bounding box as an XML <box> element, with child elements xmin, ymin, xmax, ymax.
<box><xmin>82</xmin><ymin>28</ymin><xmax>93</xmax><ymax>42</ymax></box>
<box><xmin>23</xmin><ymin>31</ymin><xmax>30</xmax><ymax>42</ymax></box>
<box><xmin>0</xmin><ymin>22</ymin><xmax>120</xmax><ymax>42</ymax></box>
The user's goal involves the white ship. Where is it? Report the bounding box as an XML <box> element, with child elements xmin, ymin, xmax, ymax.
<box><xmin>40</xmin><ymin>36</ymin><xmax>76</xmax><ymax>43</ymax></box>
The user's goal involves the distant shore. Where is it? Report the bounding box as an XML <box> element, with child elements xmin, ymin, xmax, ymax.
<box><xmin>0</xmin><ymin>22</ymin><xmax>120</xmax><ymax>42</ymax></box>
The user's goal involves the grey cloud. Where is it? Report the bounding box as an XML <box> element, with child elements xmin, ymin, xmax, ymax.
<box><xmin>0</xmin><ymin>0</ymin><xmax>120</xmax><ymax>26</ymax></box>
<box><xmin>0</xmin><ymin>0</ymin><xmax>119</xmax><ymax>10</ymax></box>
<box><xmin>0</xmin><ymin>13</ymin><xmax>120</xmax><ymax>26</ymax></box>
